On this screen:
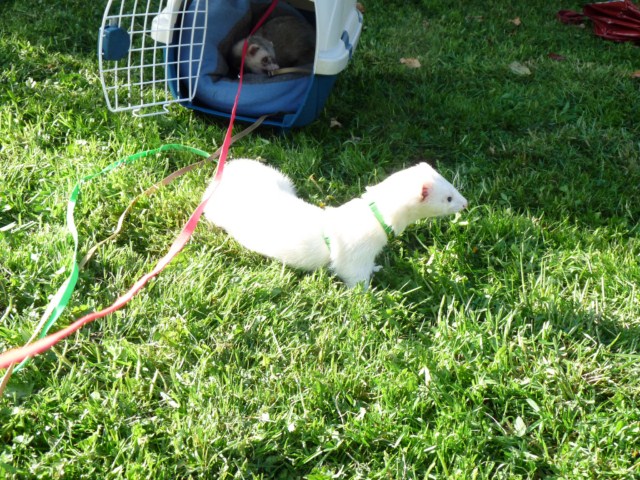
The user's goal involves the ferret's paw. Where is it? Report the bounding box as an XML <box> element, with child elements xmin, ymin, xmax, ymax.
<box><xmin>372</xmin><ymin>265</ymin><xmax>382</xmax><ymax>273</ymax></box>
<box><xmin>342</xmin><ymin>274</ymin><xmax>371</xmax><ymax>290</ymax></box>
<box><xmin>356</xmin><ymin>278</ymin><xmax>372</xmax><ymax>292</ymax></box>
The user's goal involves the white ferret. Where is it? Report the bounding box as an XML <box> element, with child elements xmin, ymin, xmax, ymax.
<box><xmin>202</xmin><ymin>160</ymin><xmax>468</xmax><ymax>288</ymax></box>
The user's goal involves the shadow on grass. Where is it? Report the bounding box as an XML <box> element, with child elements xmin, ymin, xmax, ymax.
<box><xmin>374</xmin><ymin>207</ymin><xmax>639</xmax><ymax>356</ymax></box>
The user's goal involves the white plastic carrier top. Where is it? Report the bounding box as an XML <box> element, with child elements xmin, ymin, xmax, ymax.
<box><xmin>98</xmin><ymin>0</ymin><xmax>363</xmax><ymax>120</ymax></box>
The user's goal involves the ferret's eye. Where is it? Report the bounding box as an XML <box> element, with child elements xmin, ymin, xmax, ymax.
<box><xmin>447</xmin><ymin>196</ymin><xmax>452</xmax><ymax>202</ymax></box>
<box><xmin>261</xmin><ymin>58</ymin><xmax>269</xmax><ymax>65</ymax></box>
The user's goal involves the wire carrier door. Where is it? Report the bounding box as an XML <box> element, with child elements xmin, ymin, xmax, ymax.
<box><xmin>98</xmin><ymin>0</ymin><xmax>207</xmax><ymax>116</ymax></box>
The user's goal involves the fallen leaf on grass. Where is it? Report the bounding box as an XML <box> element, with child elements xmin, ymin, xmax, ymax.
<box><xmin>631</xmin><ymin>71</ymin><xmax>640</xmax><ymax>78</ymax></box>
<box><xmin>509</xmin><ymin>17</ymin><xmax>522</xmax><ymax>26</ymax></box>
<box><xmin>548</xmin><ymin>52</ymin><xmax>567</xmax><ymax>62</ymax></box>
<box><xmin>400</xmin><ymin>57</ymin><xmax>421</xmax><ymax>68</ymax></box>
<box><xmin>514</xmin><ymin>416</ymin><xmax>527</xmax><ymax>437</ymax></box>
<box><xmin>509</xmin><ymin>61</ymin><xmax>531</xmax><ymax>76</ymax></box>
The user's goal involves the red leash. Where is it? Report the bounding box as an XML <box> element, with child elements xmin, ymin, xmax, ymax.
<box><xmin>215</xmin><ymin>0</ymin><xmax>279</xmax><ymax>180</ymax></box>
<box><xmin>0</xmin><ymin>0</ymin><xmax>279</xmax><ymax>370</ymax></box>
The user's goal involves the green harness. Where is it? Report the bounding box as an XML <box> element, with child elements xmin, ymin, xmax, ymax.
<box><xmin>323</xmin><ymin>201</ymin><xmax>394</xmax><ymax>251</ymax></box>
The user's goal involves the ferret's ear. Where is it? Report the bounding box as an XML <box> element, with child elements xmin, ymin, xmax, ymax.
<box><xmin>420</xmin><ymin>174</ymin><xmax>435</xmax><ymax>202</ymax></box>
<box><xmin>421</xmin><ymin>184</ymin><xmax>429</xmax><ymax>202</ymax></box>
<box><xmin>248</xmin><ymin>44</ymin><xmax>260</xmax><ymax>57</ymax></box>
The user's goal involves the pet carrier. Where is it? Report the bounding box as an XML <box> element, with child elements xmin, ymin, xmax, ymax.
<box><xmin>98</xmin><ymin>0</ymin><xmax>363</xmax><ymax>128</ymax></box>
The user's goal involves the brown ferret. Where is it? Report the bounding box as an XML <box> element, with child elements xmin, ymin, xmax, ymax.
<box><xmin>231</xmin><ymin>15</ymin><xmax>316</xmax><ymax>75</ymax></box>
<box><xmin>231</xmin><ymin>35</ymin><xmax>280</xmax><ymax>75</ymax></box>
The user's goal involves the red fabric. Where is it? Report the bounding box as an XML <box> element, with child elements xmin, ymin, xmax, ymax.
<box><xmin>558</xmin><ymin>9</ymin><xmax>588</xmax><ymax>24</ymax></box>
<box><xmin>559</xmin><ymin>0</ymin><xmax>640</xmax><ymax>42</ymax></box>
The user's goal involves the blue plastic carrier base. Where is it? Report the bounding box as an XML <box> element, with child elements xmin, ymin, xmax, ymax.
<box><xmin>166</xmin><ymin>0</ymin><xmax>357</xmax><ymax>129</ymax></box>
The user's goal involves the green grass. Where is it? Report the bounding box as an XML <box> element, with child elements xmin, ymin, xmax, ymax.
<box><xmin>1</xmin><ymin>0</ymin><xmax>639</xmax><ymax>478</ymax></box>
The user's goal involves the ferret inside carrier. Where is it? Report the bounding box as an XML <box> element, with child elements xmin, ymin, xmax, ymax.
<box><xmin>98</xmin><ymin>0</ymin><xmax>363</xmax><ymax>129</ymax></box>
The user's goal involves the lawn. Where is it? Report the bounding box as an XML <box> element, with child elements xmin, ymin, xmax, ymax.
<box><xmin>1</xmin><ymin>0</ymin><xmax>639</xmax><ymax>478</ymax></box>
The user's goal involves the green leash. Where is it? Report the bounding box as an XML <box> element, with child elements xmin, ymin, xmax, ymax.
<box><xmin>4</xmin><ymin>114</ymin><xmax>269</xmax><ymax>380</ymax></box>
<box><xmin>11</xmin><ymin>144</ymin><xmax>210</xmax><ymax>373</ymax></box>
